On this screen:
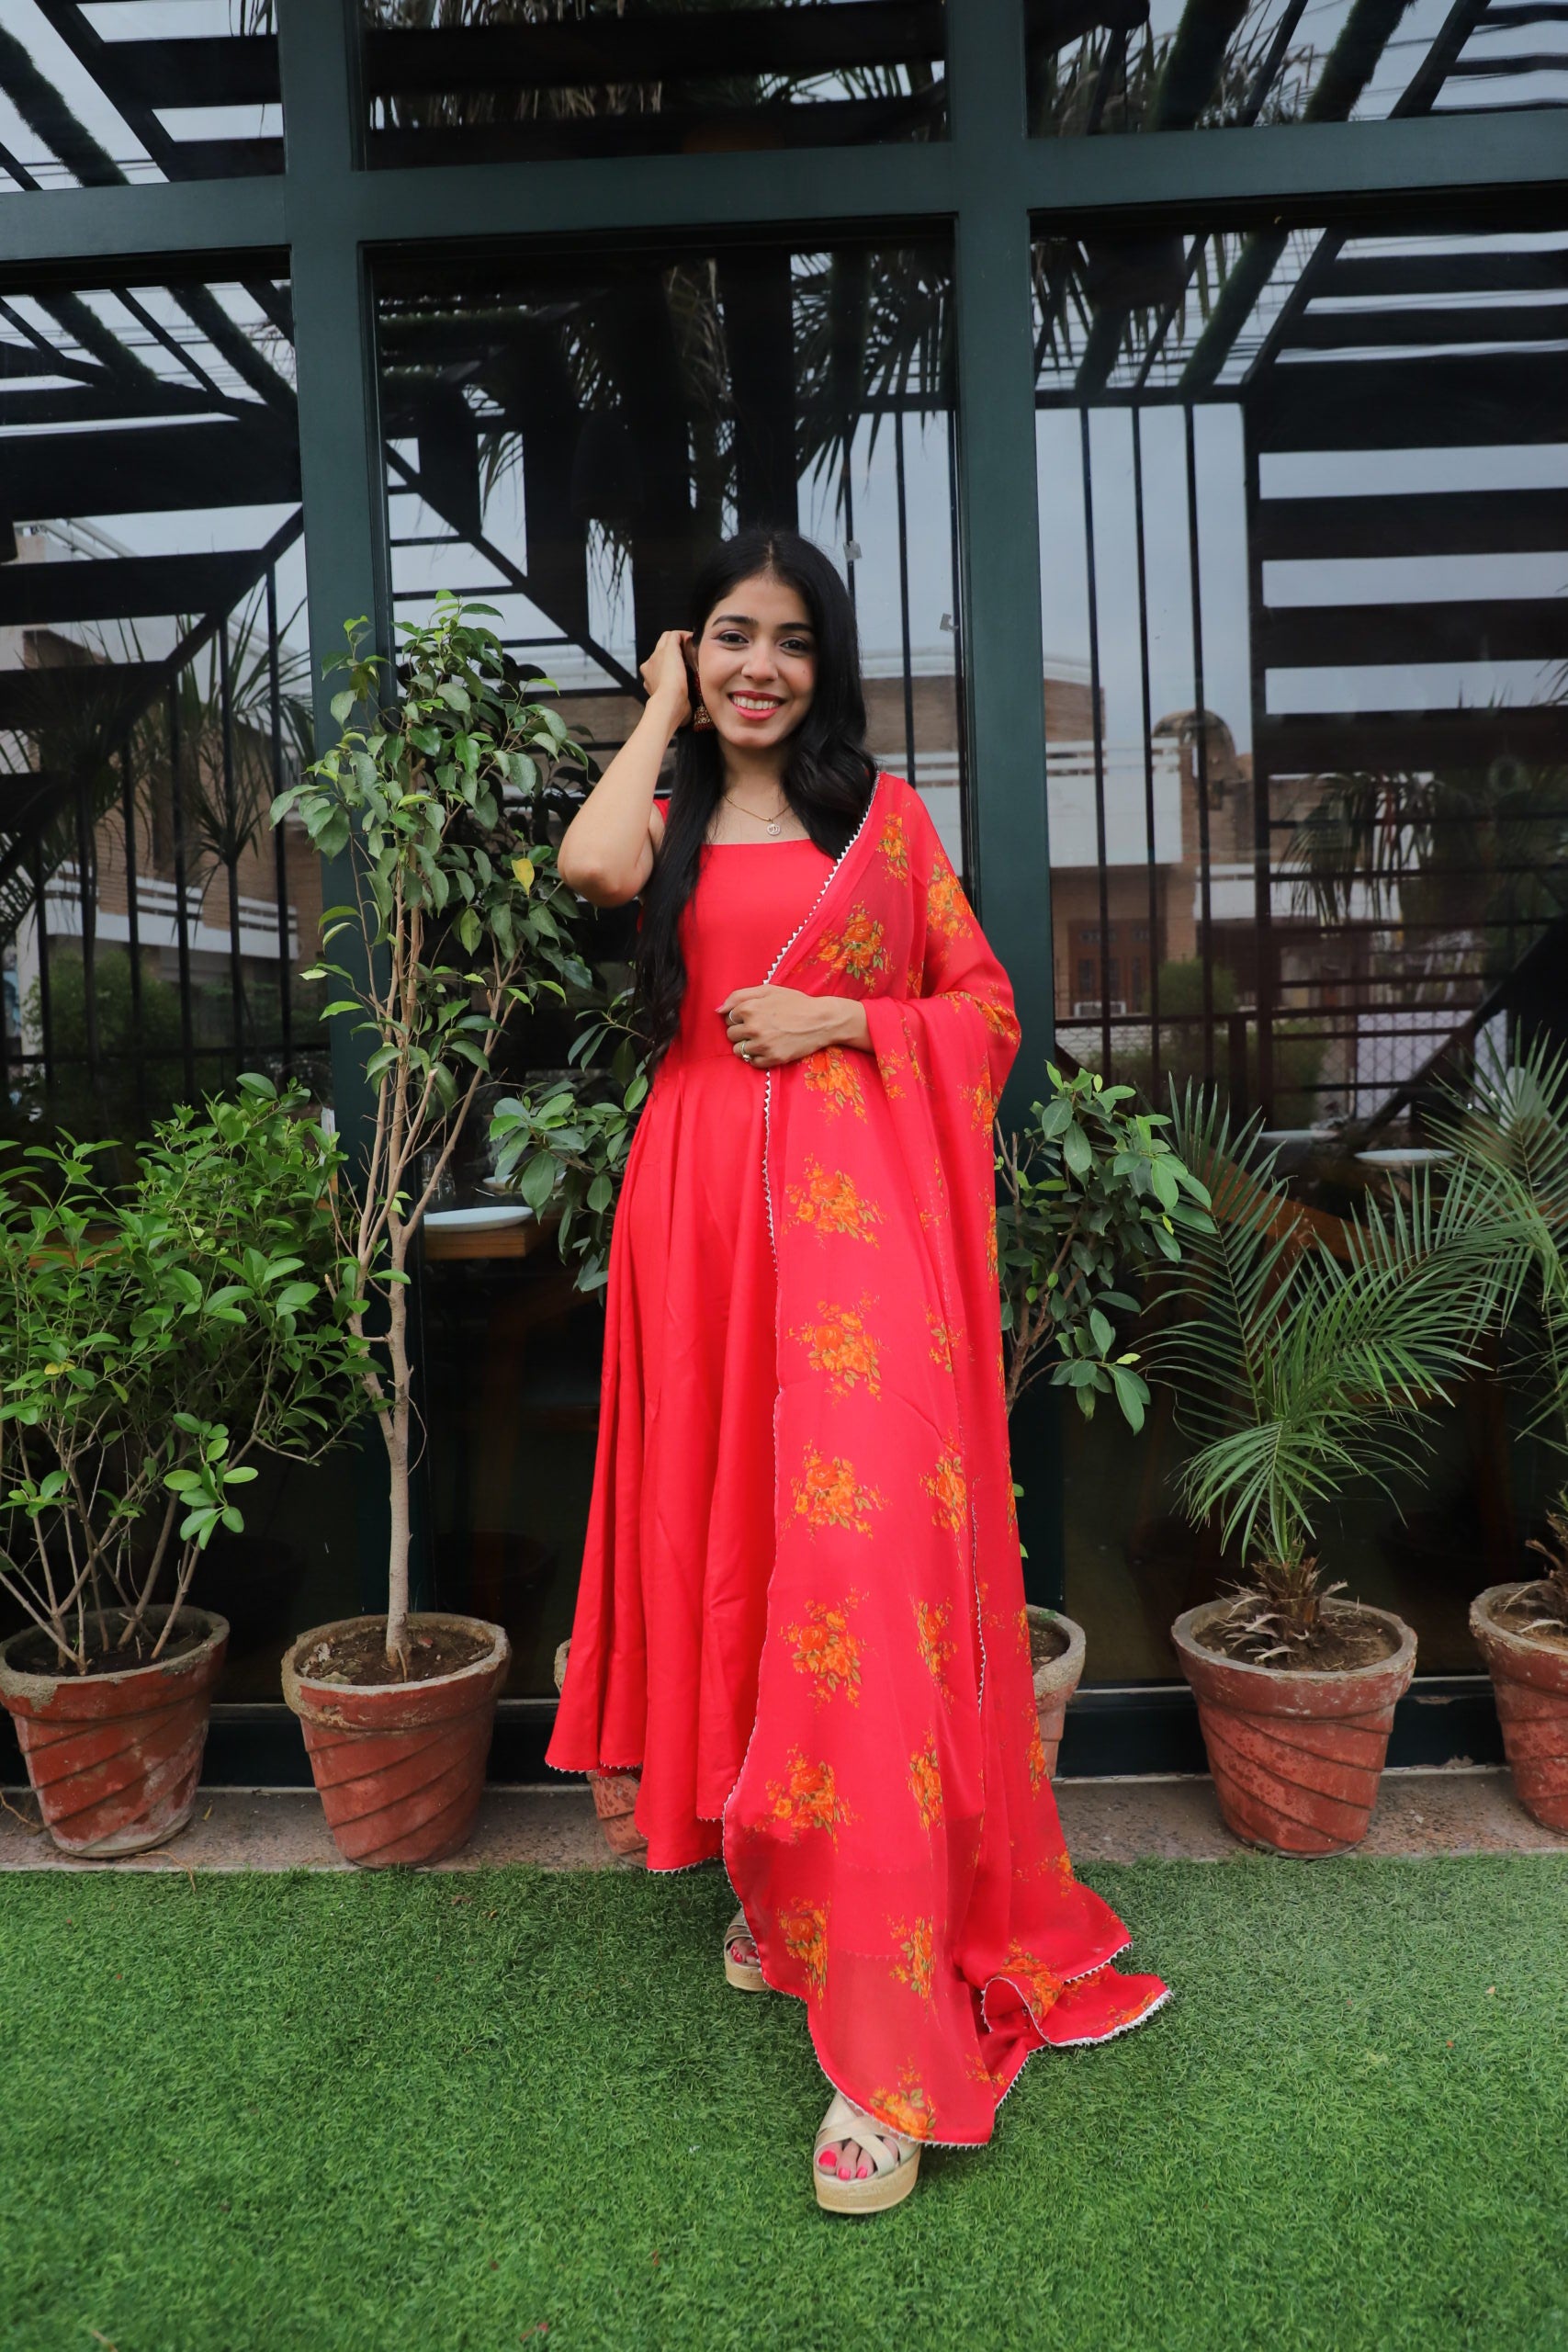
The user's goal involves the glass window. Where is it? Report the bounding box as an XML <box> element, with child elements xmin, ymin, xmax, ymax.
<box><xmin>376</xmin><ymin>234</ymin><xmax>960</xmax><ymax>1693</ymax></box>
<box><xmin>0</xmin><ymin>263</ymin><xmax>360</xmax><ymax>1701</ymax></box>
<box><xmin>1027</xmin><ymin>0</ymin><xmax>1568</xmax><ymax>136</ymax></box>
<box><xmin>0</xmin><ymin>4</ymin><xmax>281</xmax><ymax>187</ymax></box>
<box><xmin>1034</xmin><ymin>210</ymin><xmax>1568</xmax><ymax>1679</ymax></box>
<box><xmin>363</xmin><ymin>0</ymin><xmax>946</xmax><ymax>164</ymax></box>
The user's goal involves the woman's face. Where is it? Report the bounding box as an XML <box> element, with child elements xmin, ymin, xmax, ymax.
<box><xmin>694</xmin><ymin>571</ymin><xmax>817</xmax><ymax>757</ymax></box>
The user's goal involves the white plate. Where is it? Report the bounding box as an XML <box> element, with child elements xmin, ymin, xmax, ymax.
<box><xmin>423</xmin><ymin>1204</ymin><xmax>536</xmax><ymax>1232</ymax></box>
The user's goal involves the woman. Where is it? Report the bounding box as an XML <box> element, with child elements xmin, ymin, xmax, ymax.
<box><xmin>547</xmin><ymin>527</ymin><xmax>1168</xmax><ymax>2214</ymax></box>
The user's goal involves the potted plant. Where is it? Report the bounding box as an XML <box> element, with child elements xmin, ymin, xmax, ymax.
<box><xmin>995</xmin><ymin>1063</ymin><xmax>1213</xmax><ymax>1770</ymax></box>
<box><xmin>271</xmin><ymin>594</ymin><xmax>592</xmax><ymax>1867</ymax></box>
<box><xmin>1152</xmin><ymin>1091</ymin><xmax>1498</xmax><ymax>1854</ymax></box>
<box><xmin>1438</xmin><ymin>1039</ymin><xmax>1568</xmax><ymax>1827</ymax></box>
<box><xmin>0</xmin><ymin>1080</ymin><xmax>365</xmax><ymax>1856</ymax></box>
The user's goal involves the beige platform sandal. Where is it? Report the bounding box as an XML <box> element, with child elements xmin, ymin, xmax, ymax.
<box><xmin>813</xmin><ymin>2089</ymin><xmax>921</xmax><ymax>2215</ymax></box>
<box><xmin>722</xmin><ymin>1905</ymin><xmax>767</xmax><ymax>1992</ymax></box>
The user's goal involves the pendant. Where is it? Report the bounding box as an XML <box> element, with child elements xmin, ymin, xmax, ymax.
<box><xmin>766</xmin><ymin>817</ymin><xmax>781</xmax><ymax>837</ymax></box>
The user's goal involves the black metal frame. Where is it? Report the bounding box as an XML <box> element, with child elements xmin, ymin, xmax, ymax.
<box><xmin>1</xmin><ymin>0</ymin><xmax>1562</xmax><ymax>1775</ymax></box>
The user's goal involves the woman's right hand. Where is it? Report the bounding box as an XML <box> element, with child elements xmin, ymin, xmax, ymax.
<box><xmin>640</xmin><ymin>629</ymin><xmax>695</xmax><ymax>729</ymax></box>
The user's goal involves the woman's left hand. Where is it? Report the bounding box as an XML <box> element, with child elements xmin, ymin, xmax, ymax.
<box><xmin>716</xmin><ymin>985</ymin><xmax>867</xmax><ymax>1068</ymax></box>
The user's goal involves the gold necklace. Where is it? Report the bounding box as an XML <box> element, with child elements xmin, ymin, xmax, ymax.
<box><xmin>721</xmin><ymin>788</ymin><xmax>790</xmax><ymax>840</ymax></box>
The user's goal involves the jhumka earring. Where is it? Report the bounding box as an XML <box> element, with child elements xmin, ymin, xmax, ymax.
<box><xmin>691</xmin><ymin>701</ymin><xmax>715</xmax><ymax>731</ymax></box>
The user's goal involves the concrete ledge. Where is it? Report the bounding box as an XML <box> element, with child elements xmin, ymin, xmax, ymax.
<box><xmin>4</xmin><ymin>1765</ymin><xmax>1566</xmax><ymax>1873</ymax></box>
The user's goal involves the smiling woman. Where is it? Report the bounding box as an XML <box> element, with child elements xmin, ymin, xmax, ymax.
<box><xmin>547</xmin><ymin>526</ymin><xmax>1168</xmax><ymax>2216</ymax></box>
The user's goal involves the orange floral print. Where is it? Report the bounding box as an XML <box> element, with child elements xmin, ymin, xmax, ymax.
<box><xmin>980</xmin><ymin>995</ymin><xmax>1021</xmax><ymax>1046</ymax></box>
<box><xmin>914</xmin><ymin>1600</ymin><xmax>956</xmax><ymax>1701</ymax></box>
<box><xmin>963</xmin><ymin>1072</ymin><xmax>999</xmax><ymax>1132</ymax></box>
<box><xmin>784</xmin><ymin>1593</ymin><xmax>865</xmax><ymax>1704</ymax></box>
<box><xmin>878</xmin><ymin>808</ymin><xmax>909</xmax><ymax>882</ymax></box>
<box><xmin>803</xmin><ymin>1045</ymin><xmax>868</xmax><ymax>1121</ymax></box>
<box><xmin>891</xmin><ymin>1915</ymin><xmax>935</xmax><ymax>2004</ymax></box>
<box><xmin>790</xmin><ymin>1443</ymin><xmax>885</xmax><ymax>1538</ymax></box>
<box><xmin>1026</xmin><ymin>1713</ymin><xmax>1049</xmax><ymax>1791</ymax></box>
<box><xmin>766</xmin><ymin>1749</ymin><xmax>852</xmax><ymax>1843</ymax></box>
<box><xmin>781</xmin><ymin>1902</ymin><xmax>829</xmax><ymax>1996</ymax></box>
<box><xmin>790</xmin><ymin>1296</ymin><xmax>882</xmax><ymax>1399</ymax></box>
<box><xmin>908</xmin><ymin>1733</ymin><xmax>943</xmax><ymax>1831</ymax></box>
<box><xmin>1001</xmin><ymin>1939</ymin><xmax>1066</xmax><ymax>2020</ymax></box>
<box><xmin>868</xmin><ymin>2067</ymin><xmax>933</xmax><ymax>2142</ymax></box>
<box><xmin>921</xmin><ymin>1442</ymin><xmax>967</xmax><ymax>1538</ymax></box>
<box><xmin>926</xmin><ymin>857</ymin><xmax>975</xmax><ymax>942</ymax></box>
<box><xmin>985</xmin><ymin>1212</ymin><xmax>998</xmax><ymax>1281</ymax></box>
<box><xmin>785</xmin><ymin>1158</ymin><xmax>885</xmax><ymax>1244</ymax></box>
<box><xmin>926</xmin><ymin>1309</ymin><xmax>956</xmax><ymax>1374</ymax></box>
<box><xmin>816</xmin><ymin>904</ymin><xmax>889</xmax><ymax>986</ymax></box>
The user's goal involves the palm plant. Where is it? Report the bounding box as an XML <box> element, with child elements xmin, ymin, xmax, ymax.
<box><xmin>1282</xmin><ymin>758</ymin><xmax>1568</xmax><ymax>970</ymax></box>
<box><xmin>1435</xmin><ymin>1035</ymin><xmax>1568</xmax><ymax>1628</ymax></box>
<box><xmin>1151</xmin><ymin>1088</ymin><xmax>1504</xmax><ymax>1659</ymax></box>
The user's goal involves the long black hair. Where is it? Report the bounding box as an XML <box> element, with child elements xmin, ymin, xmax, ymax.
<box><xmin>633</xmin><ymin>526</ymin><xmax>876</xmax><ymax>1073</ymax></box>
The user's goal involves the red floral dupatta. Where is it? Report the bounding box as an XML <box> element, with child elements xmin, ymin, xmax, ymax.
<box><xmin>723</xmin><ymin>772</ymin><xmax>1168</xmax><ymax>2147</ymax></box>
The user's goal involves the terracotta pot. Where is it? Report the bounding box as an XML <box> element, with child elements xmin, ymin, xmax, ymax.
<box><xmin>1471</xmin><ymin>1583</ymin><xmax>1568</xmax><ymax>1830</ymax></box>
<box><xmin>282</xmin><ymin>1612</ymin><xmax>509</xmax><ymax>1868</ymax></box>
<box><xmin>1171</xmin><ymin>1598</ymin><xmax>1416</xmax><ymax>1855</ymax></box>
<box><xmin>0</xmin><ymin>1606</ymin><xmax>228</xmax><ymax>1858</ymax></box>
<box><xmin>1025</xmin><ymin>1605</ymin><xmax>1086</xmax><ymax>1780</ymax></box>
<box><xmin>553</xmin><ymin>1637</ymin><xmax>648</xmax><ymax>1863</ymax></box>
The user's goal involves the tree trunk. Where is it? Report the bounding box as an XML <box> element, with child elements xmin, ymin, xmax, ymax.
<box><xmin>384</xmin><ymin>1263</ymin><xmax>412</xmax><ymax>1668</ymax></box>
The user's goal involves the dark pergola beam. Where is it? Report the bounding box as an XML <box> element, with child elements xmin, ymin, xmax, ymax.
<box><xmin>1325</xmin><ymin>250</ymin><xmax>1568</xmax><ymax>296</ymax></box>
<box><xmin>364</xmin><ymin>5</ymin><xmax>945</xmax><ymax>94</ymax></box>
<box><xmin>1256</xmin><ymin>488</ymin><xmax>1568</xmax><ymax>559</ymax></box>
<box><xmin>368</xmin><ymin>90</ymin><xmax>941</xmax><ymax>169</ymax></box>
<box><xmin>0</xmin><ymin>418</ymin><xmax>300</xmax><ymax>517</ymax></box>
<box><xmin>77</xmin><ymin>35</ymin><xmax>280</xmax><ymax>112</ymax></box>
<box><xmin>0</xmin><ymin>551</ymin><xmax>270</xmax><ymax>628</ymax></box>
<box><xmin>1280</xmin><ymin>299</ymin><xmax>1568</xmax><ymax>347</ymax></box>
<box><xmin>1258</xmin><ymin>594</ymin><xmax>1568</xmax><ymax>668</ymax></box>
<box><xmin>1258</xmin><ymin>707</ymin><xmax>1568</xmax><ymax>771</ymax></box>
<box><xmin>1251</xmin><ymin>349</ymin><xmax>1566</xmax><ymax>447</ymax></box>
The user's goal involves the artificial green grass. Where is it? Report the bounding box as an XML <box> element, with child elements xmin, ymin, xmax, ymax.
<box><xmin>4</xmin><ymin>1857</ymin><xmax>1567</xmax><ymax>2352</ymax></box>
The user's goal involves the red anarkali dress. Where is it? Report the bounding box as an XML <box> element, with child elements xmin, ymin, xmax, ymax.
<box><xmin>548</xmin><ymin>775</ymin><xmax>1168</xmax><ymax>2147</ymax></box>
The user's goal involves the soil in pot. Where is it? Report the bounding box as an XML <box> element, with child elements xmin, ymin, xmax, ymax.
<box><xmin>1028</xmin><ymin>1617</ymin><xmax>1070</xmax><ymax>1671</ymax></box>
<box><xmin>1489</xmin><ymin>1582</ymin><xmax>1568</xmax><ymax>1655</ymax></box>
<box><xmin>1194</xmin><ymin>1598</ymin><xmax>1402</xmax><ymax>1674</ymax></box>
<box><xmin>1173</xmin><ymin>1596</ymin><xmax>1416</xmax><ymax>1858</ymax></box>
<box><xmin>0</xmin><ymin>1606</ymin><xmax>228</xmax><ymax>1859</ymax></box>
<box><xmin>6</xmin><ymin>1618</ymin><xmax>211</xmax><ymax>1678</ymax></box>
<box><xmin>283</xmin><ymin>1612</ymin><xmax>509</xmax><ymax>1869</ymax></box>
<box><xmin>295</xmin><ymin>1621</ymin><xmax>492</xmax><ymax>1687</ymax></box>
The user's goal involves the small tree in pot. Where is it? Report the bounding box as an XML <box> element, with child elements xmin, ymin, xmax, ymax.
<box><xmin>994</xmin><ymin>1063</ymin><xmax>1213</xmax><ymax>1770</ymax></box>
<box><xmin>0</xmin><ymin>1080</ymin><xmax>366</xmax><ymax>1855</ymax></box>
<box><xmin>271</xmin><ymin>595</ymin><xmax>592</xmax><ymax>1866</ymax></box>
<box><xmin>1438</xmin><ymin>1037</ymin><xmax>1568</xmax><ymax>1827</ymax></box>
<box><xmin>1151</xmin><ymin>1090</ymin><xmax>1501</xmax><ymax>1853</ymax></box>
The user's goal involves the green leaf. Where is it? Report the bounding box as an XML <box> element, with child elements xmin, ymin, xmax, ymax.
<box><xmin>1108</xmin><ymin>1363</ymin><xmax>1148</xmax><ymax>1433</ymax></box>
<box><xmin>1062</xmin><ymin>1122</ymin><xmax>1093</xmax><ymax>1178</ymax></box>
